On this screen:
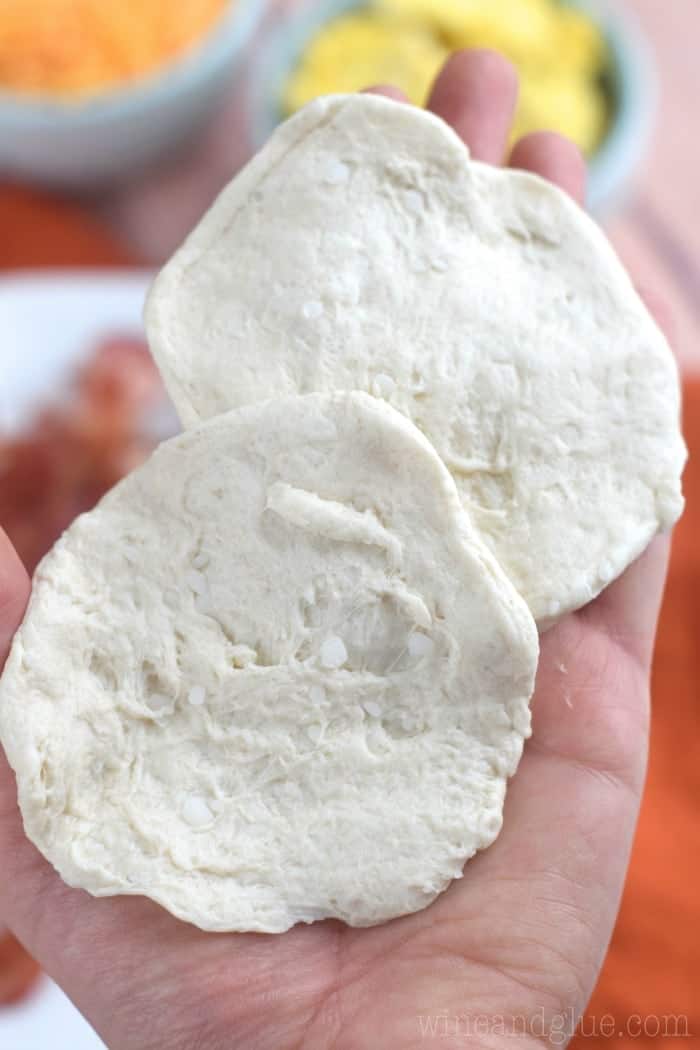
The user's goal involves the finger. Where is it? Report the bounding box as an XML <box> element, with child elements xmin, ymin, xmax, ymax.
<box><xmin>504</xmin><ymin>137</ymin><xmax>673</xmax><ymax>665</ymax></box>
<box><xmin>0</xmin><ymin>528</ymin><xmax>30</xmax><ymax>663</ymax></box>
<box><xmin>577</xmin><ymin>535</ymin><xmax>672</xmax><ymax>671</ymax></box>
<box><xmin>637</xmin><ymin>283</ymin><xmax>676</xmax><ymax>345</ymax></box>
<box><xmin>362</xmin><ymin>85</ymin><xmax>409</xmax><ymax>103</ymax></box>
<box><xmin>427</xmin><ymin>50</ymin><xmax>518</xmax><ymax>163</ymax></box>
<box><xmin>573</xmin><ymin>276</ymin><xmax>678</xmax><ymax>669</ymax></box>
<box><xmin>0</xmin><ymin>528</ymin><xmax>33</xmax><ymax>932</ymax></box>
<box><xmin>509</xmin><ymin>130</ymin><xmax>587</xmax><ymax>205</ymax></box>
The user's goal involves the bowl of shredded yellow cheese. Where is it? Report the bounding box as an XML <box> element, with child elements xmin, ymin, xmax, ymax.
<box><xmin>251</xmin><ymin>0</ymin><xmax>655</xmax><ymax>214</ymax></box>
<box><xmin>0</xmin><ymin>0</ymin><xmax>264</xmax><ymax>185</ymax></box>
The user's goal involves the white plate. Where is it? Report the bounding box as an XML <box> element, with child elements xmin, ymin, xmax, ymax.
<box><xmin>0</xmin><ymin>977</ymin><xmax>105</xmax><ymax>1050</ymax></box>
<box><xmin>0</xmin><ymin>269</ymin><xmax>157</xmax><ymax>1049</ymax></box>
<box><xmin>0</xmin><ymin>270</ymin><xmax>154</xmax><ymax>433</ymax></box>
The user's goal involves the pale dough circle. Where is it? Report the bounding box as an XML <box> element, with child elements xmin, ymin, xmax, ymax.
<box><xmin>0</xmin><ymin>393</ymin><xmax>538</xmax><ymax>932</ymax></box>
<box><xmin>146</xmin><ymin>94</ymin><xmax>686</xmax><ymax>626</ymax></box>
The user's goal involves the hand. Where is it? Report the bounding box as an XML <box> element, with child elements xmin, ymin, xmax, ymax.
<box><xmin>0</xmin><ymin>51</ymin><xmax>671</xmax><ymax>1050</ymax></box>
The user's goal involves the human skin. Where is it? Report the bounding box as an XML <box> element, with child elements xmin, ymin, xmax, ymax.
<box><xmin>0</xmin><ymin>50</ymin><xmax>674</xmax><ymax>1050</ymax></box>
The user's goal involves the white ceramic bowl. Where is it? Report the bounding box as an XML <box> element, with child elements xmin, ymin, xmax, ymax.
<box><xmin>0</xmin><ymin>0</ymin><xmax>264</xmax><ymax>187</ymax></box>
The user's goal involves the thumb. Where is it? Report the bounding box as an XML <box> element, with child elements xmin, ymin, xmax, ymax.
<box><xmin>0</xmin><ymin>529</ymin><xmax>30</xmax><ymax>667</ymax></box>
<box><xmin>0</xmin><ymin>528</ymin><xmax>31</xmax><ymax>926</ymax></box>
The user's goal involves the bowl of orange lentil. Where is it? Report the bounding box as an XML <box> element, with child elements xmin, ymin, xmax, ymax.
<box><xmin>0</xmin><ymin>0</ymin><xmax>265</xmax><ymax>186</ymax></box>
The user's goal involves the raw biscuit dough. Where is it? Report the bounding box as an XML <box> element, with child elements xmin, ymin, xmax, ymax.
<box><xmin>0</xmin><ymin>393</ymin><xmax>538</xmax><ymax>932</ymax></box>
<box><xmin>146</xmin><ymin>93</ymin><xmax>686</xmax><ymax>626</ymax></box>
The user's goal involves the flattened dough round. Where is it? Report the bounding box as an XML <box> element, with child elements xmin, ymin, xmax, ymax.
<box><xmin>146</xmin><ymin>94</ymin><xmax>686</xmax><ymax>626</ymax></box>
<box><xmin>0</xmin><ymin>393</ymin><xmax>537</xmax><ymax>933</ymax></box>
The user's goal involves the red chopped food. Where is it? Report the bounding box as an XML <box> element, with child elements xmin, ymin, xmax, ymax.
<box><xmin>77</xmin><ymin>336</ymin><xmax>164</xmax><ymax>415</ymax></box>
<box><xmin>0</xmin><ymin>334</ymin><xmax>166</xmax><ymax>574</ymax></box>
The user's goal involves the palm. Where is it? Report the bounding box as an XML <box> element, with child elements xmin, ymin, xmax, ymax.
<box><xmin>0</xmin><ymin>52</ymin><xmax>672</xmax><ymax>1050</ymax></box>
<box><xmin>0</xmin><ymin>549</ymin><xmax>661</xmax><ymax>1050</ymax></box>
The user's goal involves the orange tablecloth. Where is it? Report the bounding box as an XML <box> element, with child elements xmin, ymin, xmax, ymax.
<box><xmin>1</xmin><ymin>186</ymin><xmax>697</xmax><ymax>1041</ymax></box>
<box><xmin>572</xmin><ymin>390</ymin><xmax>700</xmax><ymax>1049</ymax></box>
<box><xmin>0</xmin><ymin>185</ymin><xmax>132</xmax><ymax>270</ymax></box>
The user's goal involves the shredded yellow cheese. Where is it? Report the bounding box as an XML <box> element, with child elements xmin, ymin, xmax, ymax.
<box><xmin>0</xmin><ymin>0</ymin><xmax>228</xmax><ymax>98</ymax></box>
